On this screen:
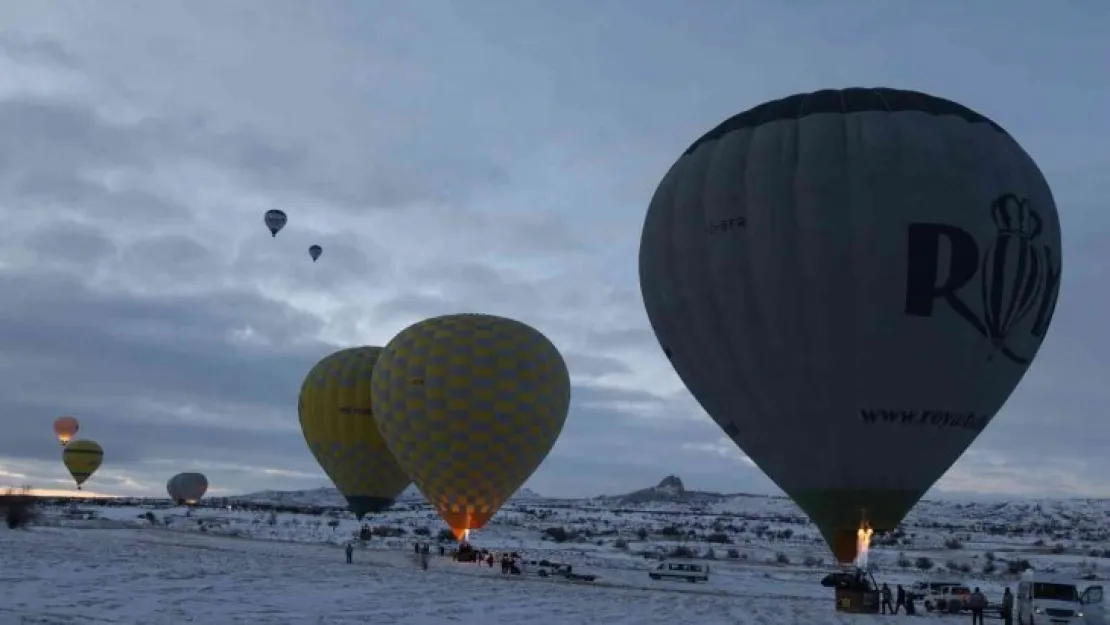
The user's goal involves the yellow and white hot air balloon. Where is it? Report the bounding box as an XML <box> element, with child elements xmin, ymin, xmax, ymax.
<box><xmin>371</xmin><ymin>313</ymin><xmax>571</xmax><ymax>541</ymax></box>
<box><xmin>53</xmin><ymin>416</ymin><xmax>79</xmax><ymax>446</ymax></box>
<box><xmin>63</xmin><ymin>439</ymin><xmax>104</xmax><ymax>490</ymax></box>
<box><xmin>298</xmin><ymin>346</ymin><xmax>411</xmax><ymax>519</ymax></box>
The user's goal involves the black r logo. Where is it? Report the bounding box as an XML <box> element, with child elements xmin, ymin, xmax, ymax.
<box><xmin>903</xmin><ymin>194</ymin><xmax>1061</xmax><ymax>365</ymax></box>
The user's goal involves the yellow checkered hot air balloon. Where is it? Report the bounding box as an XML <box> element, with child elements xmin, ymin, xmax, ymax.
<box><xmin>62</xmin><ymin>439</ymin><xmax>103</xmax><ymax>490</ymax></box>
<box><xmin>298</xmin><ymin>346</ymin><xmax>411</xmax><ymax>519</ymax></box>
<box><xmin>371</xmin><ymin>313</ymin><xmax>571</xmax><ymax>541</ymax></box>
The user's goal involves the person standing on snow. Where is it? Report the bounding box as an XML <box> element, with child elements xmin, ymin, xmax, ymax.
<box><xmin>345</xmin><ymin>542</ymin><xmax>354</xmax><ymax>564</ymax></box>
<box><xmin>880</xmin><ymin>583</ymin><xmax>893</xmax><ymax>614</ymax></box>
<box><xmin>1001</xmin><ymin>587</ymin><xmax>1014</xmax><ymax>625</ymax></box>
<box><xmin>894</xmin><ymin>584</ymin><xmax>906</xmax><ymax>614</ymax></box>
<box><xmin>968</xmin><ymin>587</ymin><xmax>988</xmax><ymax>625</ymax></box>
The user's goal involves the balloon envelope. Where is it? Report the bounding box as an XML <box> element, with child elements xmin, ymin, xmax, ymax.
<box><xmin>638</xmin><ymin>87</ymin><xmax>1062</xmax><ymax>563</ymax></box>
<box><xmin>53</xmin><ymin>416</ymin><xmax>79</xmax><ymax>446</ymax></box>
<box><xmin>371</xmin><ymin>313</ymin><xmax>571</xmax><ymax>540</ymax></box>
<box><xmin>264</xmin><ymin>209</ymin><xmax>287</xmax><ymax>237</ymax></box>
<box><xmin>167</xmin><ymin>472</ymin><xmax>209</xmax><ymax>505</ymax></box>
<box><xmin>298</xmin><ymin>346</ymin><xmax>410</xmax><ymax>519</ymax></box>
<box><xmin>63</xmin><ymin>439</ymin><xmax>104</xmax><ymax>489</ymax></box>
<box><xmin>309</xmin><ymin>245</ymin><xmax>322</xmax><ymax>262</ymax></box>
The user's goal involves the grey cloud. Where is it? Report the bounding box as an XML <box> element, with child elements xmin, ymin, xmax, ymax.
<box><xmin>0</xmin><ymin>26</ymin><xmax>510</xmax><ymax>212</ymax></box>
<box><xmin>369</xmin><ymin>258</ymin><xmax>644</xmax><ymax>337</ymax></box>
<box><xmin>583</xmin><ymin>327</ymin><xmax>657</xmax><ymax>352</ymax></box>
<box><xmin>0</xmin><ymin>95</ymin><xmax>304</xmax><ymax>207</ymax></box>
<box><xmin>0</xmin><ymin>268</ymin><xmax>336</xmax><ymax>492</ymax></box>
<box><xmin>536</xmin><ymin>391</ymin><xmax>778</xmax><ymax>496</ymax></box>
<box><xmin>1</xmin><ymin>3</ymin><xmax>1107</xmax><ymax>502</ymax></box>
<box><xmin>11</xmin><ymin>170</ymin><xmax>196</xmax><ymax>225</ymax></box>
<box><xmin>0</xmin><ymin>270</ymin><xmax>326</xmax><ymax>416</ymax></box>
<box><xmin>0</xmin><ymin>32</ymin><xmax>77</xmax><ymax>67</ymax></box>
<box><xmin>21</xmin><ymin>219</ymin><xmax>117</xmax><ymax>268</ymax></box>
<box><xmin>0</xmin><ymin>97</ymin><xmax>141</xmax><ymax>175</ymax></box>
<box><xmin>0</xmin><ymin>395</ymin><xmax>313</xmax><ymax>470</ymax></box>
<box><xmin>231</xmin><ymin>229</ymin><xmax>393</xmax><ymax>294</ymax></box>
<box><xmin>120</xmin><ymin>234</ymin><xmax>219</xmax><ymax>281</ymax></box>
<box><xmin>563</xmin><ymin>353</ymin><xmax>633</xmax><ymax>378</ymax></box>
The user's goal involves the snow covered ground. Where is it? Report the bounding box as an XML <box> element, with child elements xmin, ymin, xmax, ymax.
<box><xmin>3</xmin><ymin>488</ymin><xmax>1109</xmax><ymax>624</ymax></box>
<box><xmin>4</xmin><ymin>523</ymin><xmax>885</xmax><ymax>625</ymax></box>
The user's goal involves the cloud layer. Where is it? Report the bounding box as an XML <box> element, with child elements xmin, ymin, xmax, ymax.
<box><xmin>0</xmin><ymin>2</ymin><xmax>1107</xmax><ymax>500</ymax></box>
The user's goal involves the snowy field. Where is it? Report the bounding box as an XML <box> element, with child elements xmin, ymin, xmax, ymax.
<box><xmin>3</xmin><ymin>488</ymin><xmax>1109</xmax><ymax>624</ymax></box>
<box><xmin>4</xmin><ymin>524</ymin><xmax>879</xmax><ymax>625</ymax></box>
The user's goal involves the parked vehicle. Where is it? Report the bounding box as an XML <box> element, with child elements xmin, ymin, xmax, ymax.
<box><xmin>649</xmin><ymin>560</ymin><xmax>709</xmax><ymax>583</ymax></box>
<box><xmin>924</xmin><ymin>584</ymin><xmax>971</xmax><ymax>614</ymax></box>
<box><xmin>1017</xmin><ymin>570</ymin><xmax>1102</xmax><ymax>624</ymax></box>
<box><xmin>1079</xmin><ymin>584</ymin><xmax>1105</xmax><ymax>625</ymax></box>
<box><xmin>909</xmin><ymin>576</ymin><xmax>964</xmax><ymax>601</ymax></box>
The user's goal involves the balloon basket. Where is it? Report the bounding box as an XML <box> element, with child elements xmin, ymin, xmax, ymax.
<box><xmin>835</xmin><ymin>588</ymin><xmax>879</xmax><ymax>614</ymax></box>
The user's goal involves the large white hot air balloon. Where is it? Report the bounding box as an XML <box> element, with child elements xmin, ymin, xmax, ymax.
<box><xmin>639</xmin><ymin>87</ymin><xmax>1062</xmax><ymax>564</ymax></box>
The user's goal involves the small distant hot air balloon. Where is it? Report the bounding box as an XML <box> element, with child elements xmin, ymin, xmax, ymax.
<box><xmin>167</xmin><ymin>472</ymin><xmax>209</xmax><ymax>505</ymax></box>
<box><xmin>638</xmin><ymin>87</ymin><xmax>1062</xmax><ymax>565</ymax></box>
<box><xmin>308</xmin><ymin>245</ymin><xmax>322</xmax><ymax>262</ymax></box>
<box><xmin>371</xmin><ymin>313</ymin><xmax>571</xmax><ymax>541</ymax></box>
<box><xmin>298</xmin><ymin>346</ymin><xmax>410</xmax><ymax>520</ymax></box>
<box><xmin>53</xmin><ymin>416</ymin><xmax>79</xmax><ymax>446</ymax></box>
<box><xmin>264</xmin><ymin>209</ymin><xmax>287</xmax><ymax>237</ymax></box>
<box><xmin>63</xmin><ymin>440</ymin><xmax>104</xmax><ymax>490</ymax></box>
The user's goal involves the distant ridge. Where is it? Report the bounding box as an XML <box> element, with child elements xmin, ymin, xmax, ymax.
<box><xmin>588</xmin><ymin>475</ymin><xmax>775</xmax><ymax>505</ymax></box>
<box><xmin>597</xmin><ymin>475</ymin><xmax>723</xmax><ymax>505</ymax></box>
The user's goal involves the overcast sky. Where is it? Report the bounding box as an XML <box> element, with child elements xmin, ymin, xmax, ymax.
<box><xmin>0</xmin><ymin>2</ymin><xmax>1107</xmax><ymax>500</ymax></box>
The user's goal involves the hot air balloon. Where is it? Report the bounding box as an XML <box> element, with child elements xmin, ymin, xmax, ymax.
<box><xmin>371</xmin><ymin>313</ymin><xmax>571</xmax><ymax>541</ymax></box>
<box><xmin>638</xmin><ymin>87</ymin><xmax>1062</xmax><ymax>565</ymax></box>
<box><xmin>264</xmin><ymin>209</ymin><xmax>287</xmax><ymax>237</ymax></box>
<box><xmin>308</xmin><ymin>245</ymin><xmax>322</xmax><ymax>262</ymax></box>
<box><xmin>63</xmin><ymin>440</ymin><xmax>104</xmax><ymax>490</ymax></box>
<box><xmin>167</xmin><ymin>472</ymin><xmax>209</xmax><ymax>505</ymax></box>
<box><xmin>298</xmin><ymin>346</ymin><xmax>411</xmax><ymax>520</ymax></box>
<box><xmin>52</xmin><ymin>416</ymin><xmax>79</xmax><ymax>446</ymax></box>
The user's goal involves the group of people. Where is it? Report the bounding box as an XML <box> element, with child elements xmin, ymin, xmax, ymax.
<box><xmin>877</xmin><ymin>583</ymin><xmax>917</xmax><ymax>615</ymax></box>
<box><xmin>450</xmin><ymin>543</ymin><xmax>522</xmax><ymax>574</ymax></box>
<box><xmin>878</xmin><ymin>582</ymin><xmax>1014</xmax><ymax>624</ymax></box>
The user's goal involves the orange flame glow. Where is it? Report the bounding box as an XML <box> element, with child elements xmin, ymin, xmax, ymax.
<box><xmin>855</xmin><ymin>522</ymin><xmax>874</xmax><ymax>568</ymax></box>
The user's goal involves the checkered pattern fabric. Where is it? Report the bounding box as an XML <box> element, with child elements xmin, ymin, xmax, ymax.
<box><xmin>372</xmin><ymin>314</ymin><xmax>571</xmax><ymax>533</ymax></box>
<box><xmin>298</xmin><ymin>347</ymin><xmax>411</xmax><ymax>507</ymax></box>
<box><xmin>63</xmin><ymin>439</ymin><xmax>103</xmax><ymax>486</ymax></box>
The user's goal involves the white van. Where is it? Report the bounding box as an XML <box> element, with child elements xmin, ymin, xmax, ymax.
<box><xmin>1079</xmin><ymin>585</ymin><xmax>1106</xmax><ymax>625</ymax></box>
<box><xmin>1017</xmin><ymin>570</ymin><xmax>1100</xmax><ymax>624</ymax></box>
<box><xmin>649</xmin><ymin>560</ymin><xmax>710</xmax><ymax>583</ymax></box>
